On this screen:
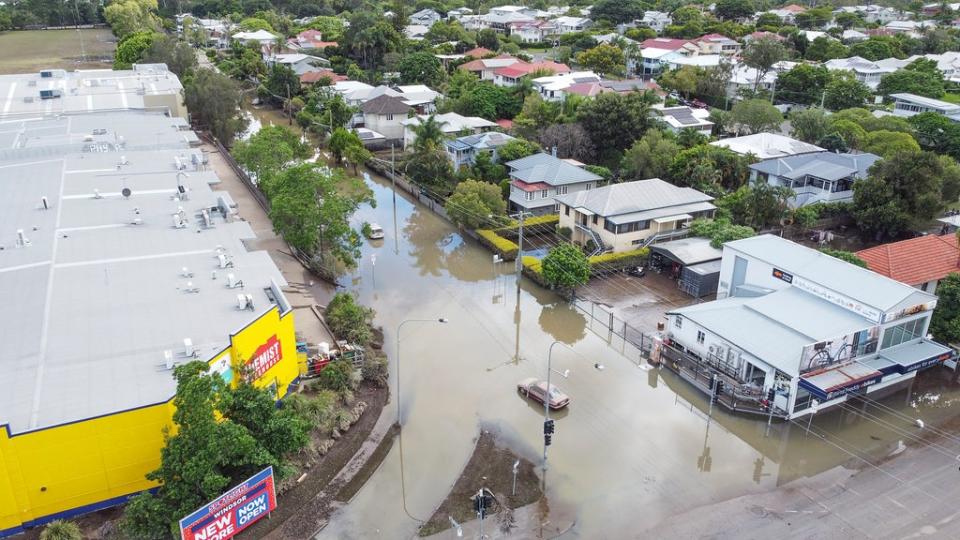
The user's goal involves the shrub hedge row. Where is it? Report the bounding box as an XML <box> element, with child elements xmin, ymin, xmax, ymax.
<box><xmin>588</xmin><ymin>248</ymin><xmax>650</xmax><ymax>274</ymax></box>
<box><xmin>477</xmin><ymin>229</ymin><xmax>519</xmax><ymax>261</ymax></box>
<box><xmin>494</xmin><ymin>215</ymin><xmax>560</xmax><ymax>239</ymax></box>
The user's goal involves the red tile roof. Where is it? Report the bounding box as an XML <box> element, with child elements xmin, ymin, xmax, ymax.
<box><xmin>459</xmin><ymin>54</ymin><xmax>521</xmax><ymax>72</ymax></box>
<box><xmin>639</xmin><ymin>37</ymin><xmax>694</xmax><ymax>50</ymax></box>
<box><xmin>564</xmin><ymin>82</ymin><xmax>608</xmax><ymax>97</ymax></box>
<box><xmin>493</xmin><ymin>60</ymin><xmax>570</xmax><ymax>78</ymax></box>
<box><xmin>300</xmin><ymin>70</ymin><xmax>348</xmax><ymax>84</ymax></box>
<box><xmin>496</xmin><ymin>119</ymin><xmax>513</xmax><ymax>129</ymax></box>
<box><xmin>856</xmin><ymin>234</ymin><xmax>960</xmax><ymax>286</ymax></box>
<box><xmin>782</xmin><ymin>4</ymin><xmax>807</xmax><ymax>13</ymax></box>
<box><xmin>464</xmin><ymin>47</ymin><xmax>494</xmax><ymax>58</ymax></box>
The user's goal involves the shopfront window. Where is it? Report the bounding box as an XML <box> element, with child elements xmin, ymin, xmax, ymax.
<box><xmin>881</xmin><ymin>317</ymin><xmax>925</xmax><ymax>349</ymax></box>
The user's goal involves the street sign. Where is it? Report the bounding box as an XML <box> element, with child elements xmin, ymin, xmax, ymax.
<box><xmin>179</xmin><ymin>467</ymin><xmax>277</xmax><ymax>540</ymax></box>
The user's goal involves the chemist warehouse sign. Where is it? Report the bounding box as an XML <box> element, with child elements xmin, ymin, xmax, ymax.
<box><xmin>179</xmin><ymin>467</ymin><xmax>277</xmax><ymax>540</ymax></box>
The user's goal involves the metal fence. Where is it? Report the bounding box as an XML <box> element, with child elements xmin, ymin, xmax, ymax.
<box><xmin>571</xmin><ymin>295</ymin><xmax>654</xmax><ymax>358</ymax></box>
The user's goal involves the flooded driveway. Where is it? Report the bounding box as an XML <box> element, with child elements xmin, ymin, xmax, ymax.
<box><xmin>314</xmin><ymin>170</ymin><xmax>960</xmax><ymax>538</ymax></box>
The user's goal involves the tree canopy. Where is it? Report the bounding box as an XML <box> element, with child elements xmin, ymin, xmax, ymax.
<box><xmin>445</xmin><ymin>180</ymin><xmax>507</xmax><ymax>229</ymax></box>
<box><xmin>542</xmin><ymin>243</ymin><xmax>591</xmax><ymax>292</ymax></box>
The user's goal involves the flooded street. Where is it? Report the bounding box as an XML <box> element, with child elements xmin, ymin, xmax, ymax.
<box><xmin>234</xmin><ymin>103</ymin><xmax>960</xmax><ymax>538</ymax></box>
<box><xmin>315</xmin><ymin>169</ymin><xmax>960</xmax><ymax>538</ymax></box>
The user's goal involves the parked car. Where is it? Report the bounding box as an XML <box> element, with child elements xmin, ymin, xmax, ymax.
<box><xmin>517</xmin><ymin>377</ymin><xmax>570</xmax><ymax>410</ymax></box>
<box><xmin>366</xmin><ymin>223</ymin><xmax>384</xmax><ymax>239</ymax></box>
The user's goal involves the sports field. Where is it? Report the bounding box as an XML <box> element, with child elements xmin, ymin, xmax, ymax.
<box><xmin>0</xmin><ymin>28</ymin><xmax>115</xmax><ymax>74</ymax></box>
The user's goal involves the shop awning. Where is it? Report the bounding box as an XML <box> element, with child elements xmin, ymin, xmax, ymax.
<box><xmin>653</xmin><ymin>213</ymin><xmax>692</xmax><ymax>224</ymax></box>
<box><xmin>798</xmin><ymin>361</ymin><xmax>883</xmax><ymax>401</ymax></box>
<box><xmin>878</xmin><ymin>340</ymin><xmax>955</xmax><ymax>374</ymax></box>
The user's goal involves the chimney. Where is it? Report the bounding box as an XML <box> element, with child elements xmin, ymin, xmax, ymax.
<box><xmin>551</xmin><ymin>146</ymin><xmax>558</xmax><ymax>157</ymax></box>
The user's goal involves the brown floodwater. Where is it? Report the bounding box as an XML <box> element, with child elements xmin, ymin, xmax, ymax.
<box><xmin>240</xmin><ymin>104</ymin><xmax>960</xmax><ymax>538</ymax></box>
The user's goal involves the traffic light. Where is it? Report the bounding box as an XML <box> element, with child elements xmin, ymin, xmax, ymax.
<box><xmin>544</xmin><ymin>419</ymin><xmax>555</xmax><ymax>435</ymax></box>
<box><xmin>715</xmin><ymin>380</ymin><xmax>724</xmax><ymax>396</ymax></box>
<box><xmin>767</xmin><ymin>388</ymin><xmax>775</xmax><ymax>402</ymax></box>
<box><xmin>544</xmin><ymin>433</ymin><xmax>552</xmax><ymax>447</ymax></box>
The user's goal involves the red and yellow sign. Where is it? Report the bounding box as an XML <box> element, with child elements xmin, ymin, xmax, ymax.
<box><xmin>245</xmin><ymin>335</ymin><xmax>282</xmax><ymax>380</ymax></box>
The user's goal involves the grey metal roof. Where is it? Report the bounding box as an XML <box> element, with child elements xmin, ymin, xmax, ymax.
<box><xmin>890</xmin><ymin>93</ymin><xmax>960</xmax><ymax>112</ymax></box>
<box><xmin>554</xmin><ymin>178</ymin><xmax>714</xmax><ymax>219</ymax></box>
<box><xmin>724</xmin><ymin>235</ymin><xmax>936</xmax><ymax>313</ymax></box>
<box><xmin>650</xmin><ymin>237</ymin><xmax>722</xmax><ymax>266</ymax></box>
<box><xmin>1</xmin><ymin>111</ymin><xmax>288</xmax><ymax>433</ymax></box>
<box><xmin>360</xmin><ymin>94</ymin><xmax>412</xmax><ymax>115</ymax></box>
<box><xmin>507</xmin><ymin>152</ymin><xmax>602</xmax><ymax>186</ymax></box>
<box><xmin>749</xmin><ymin>151</ymin><xmax>880</xmax><ymax>182</ymax></box>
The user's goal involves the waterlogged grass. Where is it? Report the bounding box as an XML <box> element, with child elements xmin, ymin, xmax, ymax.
<box><xmin>0</xmin><ymin>29</ymin><xmax>116</xmax><ymax>74</ymax></box>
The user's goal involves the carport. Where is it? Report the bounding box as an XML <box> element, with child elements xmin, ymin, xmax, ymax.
<box><xmin>649</xmin><ymin>237</ymin><xmax>723</xmax><ymax>297</ymax></box>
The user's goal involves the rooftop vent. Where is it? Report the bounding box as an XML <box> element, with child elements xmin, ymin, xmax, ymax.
<box><xmin>15</xmin><ymin>229</ymin><xmax>31</xmax><ymax>248</ymax></box>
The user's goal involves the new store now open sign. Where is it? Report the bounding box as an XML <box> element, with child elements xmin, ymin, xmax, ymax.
<box><xmin>179</xmin><ymin>467</ymin><xmax>277</xmax><ymax>540</ymax></box>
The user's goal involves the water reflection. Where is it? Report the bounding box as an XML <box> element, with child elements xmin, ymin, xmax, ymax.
<box><xmin>402</xmin><ymin>206</ymin><xmax>448</xmax><ymax>277</ymax></box>
<box><xmin>538</xmin><ymin>302</ymin><xmax>587</xmax><ymax>345</ymax></box>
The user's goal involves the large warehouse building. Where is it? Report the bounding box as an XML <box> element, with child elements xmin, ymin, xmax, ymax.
<box><xmin>0</xmin><ymin>69</ymin><xmax>301</xmax><ymax>536</ymax></box>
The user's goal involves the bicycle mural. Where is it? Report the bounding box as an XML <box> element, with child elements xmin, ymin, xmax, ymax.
<box><xmin>799</xmin><ymin>326</ymin><xmax>880</xmax><ymax>373</ymax></box>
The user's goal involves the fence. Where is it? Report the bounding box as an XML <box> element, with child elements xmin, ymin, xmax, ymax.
<box><xmin>571</xmin><ymin>295</ymin><xmax>654</xmax><ymax>357</ymax></box>
<box><xmin>366</xmin><ymin>158</ymin><xmax>452</xmax><ymax>222</ymax></box>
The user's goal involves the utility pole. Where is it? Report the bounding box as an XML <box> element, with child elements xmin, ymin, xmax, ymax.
<box><xmin>286</xmin><ymin>83</ymin><xmax>292</xmax><ymax>126</ymax></box>
<box><xmin>513</xmin><ymin>210</ymin><xmax>530</xmax><ymax>301</ymax></box>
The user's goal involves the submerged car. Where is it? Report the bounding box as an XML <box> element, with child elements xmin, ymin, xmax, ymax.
<box><xmin>366</xmin><ymin>223</ymin><xmax>384</xmax><ymax>239</ymax></box>
<box><xmin>517</xmin><ymin>377</ymin><xmax>570</xmax><ymax>410</ymax></box>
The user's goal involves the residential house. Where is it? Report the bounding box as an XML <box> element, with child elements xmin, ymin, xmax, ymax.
<box><xmin>664</xmin><ymin>54</ymin><xmax>722</xmax><ymax>71</ymax></box>
<box><xmin>286</xmin><ymin>29</ymin><xmax>338</xmax><ymax>50</ymax></box>
<box><xmin>448</xmin><ymin>7</ymin><xmax>473</xmax><ymax>19</ymax></box>
<box><xmin>842</xmin><ymin>29</ymin><xmax>869</xmax><ymax>42</ymax></box>
<box><xmin>749</xmin><ymin>151</ymin><xmax>881</xmax><ymax>207</ymax></box>
<box><xmin>445</xmin><ymin>131</ymin><xmax>516</xmax><ymax>170</ymax></box>
<box><xmin>231</xmin><ymin>29</ymin><xmax>278</xmax><ymax>46</ymax></box>
<box><xmin>824</xmin><ymin>56</ymin><xmax>898</xmax><ymax>89</ymax></box>
<box><xmin>760</xmin><ymin>4</ymin><xmax>806</xmax><ymax>24</ymax></box>
<box><xmin>463</xmin><ymin>46</ymin><xmax>494</xmax><ymax>58</ymax></box>
<box><xmin>493</xmin><ymin>60</ymin><xmax>570</xmax><ymax>87</ymax></box>
<box><xmin>405</xmin><ymin>24</ymin><xmax>430</xmax><ymax>40</ymax></box>
<box><xmin>509</xmin><ymin>20</ymin><xmax>558</xmax><ymax>42</ymax></box>
<box><xmin>638</xmin><ymin>38</ymin><xmax>699</xmax><ymax>75</ymax></box>
<box><xmin>532</xmin><ymin>71</ymin><xmax>601</xmax><ymax>101</ymax></box>
<box><xmin>655</xmin><ymin>106</ymin><xmax>714</xmax><ymax>136</ymax></box>
<box><xmin>834</xmin><ymin>5</ymin><xmax>900</xmax><ymax>25</ymax></box>
<box><xmin>694</xmin><ymin>33</ymin><xmax>742</xmax><ymax>55</ymax></box>
<box><xmin>266</xmin><ymin>53</ymin><xmax>330</xmax><ymax>75</ymax></box>
<box><xmin>359</xmin><ymin>94</ymin><xmax>411</xmax><ymax>141</ymax></box>
<box><xmin>459</xmin><ymin>54</ymin><xmax>524</xmax><ymax>80</ymax></box>
<box><xmin>552</xmin><ymin>16</ymin><xmax>592</xmax><ymax>33</ymax></box>
<box><xmin>710</xmin><ymin>133</ymin><xmax>824</xmax><ymax>161</ymax></box>
<box><xmin>742</xmin><ymin>31</ymin><xmax>786</xmax><ymax>43</ymax></box>
<box><xmin>485</xmin><ymin>6</ymin><xmax>535</xmax><ymax>33</ymax></box>
<box><xmin>410</xmin><ymin>8</ymin><xmax>442</xmax><ymax>26</ymax></box>
<box><xmin>891</xmin><ymin>93</ymin><xmax>960</xmax><ymax>120</ymax></box>
<box><xmin>401</xmin><ymin>112</ymin><xmax>497</xmax><ymax>149</ymax></box>
<box><xmin>507</xmin><ymin>153</ymin><xmax>603</xmax><ymax>216</ymax></box>
<box><xmin>885</xmin><ymin>20</ymin><xmax>936</xmax><ymax>36</ymax></box>
<box><xmin>556</xmin><ymin>178</ymin><xmax>716</xmax><ymax>253</ymax></box>
<box><xmin>299</xmin><ymin>69</ymin><xmax>347</xmax><ymax>86</ymax></box>
<box><xmin>727</xmin><ymin>62</ymin><xmax>794</xmax><ymax>99</ymax></box>
<box><xmin>564</xmin><ymin>78</ymin><xmax>659</xmax><ymax>98</ymax></box>
<box><xmin>857</xmin><ymin>235</ymin><xmax>960</xmax><ymax>294</ymax></box>
<box><xmin>336</xmin><ymin>83</ymin><xmax>440</xmax><ymax>114</ymax></box>
<box><xmin>640</xmin><ymin>11</ymin><xmax>672</xmax><ymax>32</ymax></box>
<box><xmin>663</xmin><ymin>235</ymin><xmax>952</xmax><ymax>420</ymax></box>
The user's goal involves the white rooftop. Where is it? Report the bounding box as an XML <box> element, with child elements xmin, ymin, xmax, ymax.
<box><xmin>711</xmin><ymin>133</ymin><xmax>824</xmax><ymax>160</ymax></box>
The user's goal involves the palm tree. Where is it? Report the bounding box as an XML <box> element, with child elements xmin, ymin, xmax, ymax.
<box><xmin>411</xmin><ymin>113</ymin><xmax>447</xmax><ymax>152</ymax></box>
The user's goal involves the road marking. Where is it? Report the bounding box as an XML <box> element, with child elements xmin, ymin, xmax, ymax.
<box><xmin>2</xmin><ymin>82</ymin><xmax>16</xmax><ymax>114</ymax></box>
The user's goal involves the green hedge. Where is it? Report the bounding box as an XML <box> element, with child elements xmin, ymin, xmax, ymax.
<box><xmin>588</xmin><ymin>248</ymin><xmax>650</xmax><ymax>274</ymax></box>
<box><xmin>477</xmin><ymin>229</ymin><xmax>519</xmax><ymax>261</ymax></box>
<box><xmin>521</xmin><ymin>255</ymin><xmax>547</xmax><ymax>286</ymax></box>
<box><xmin>494</xmin><ymin>215</ymin><xmax>560</xmax><ymax>239</ymax></box>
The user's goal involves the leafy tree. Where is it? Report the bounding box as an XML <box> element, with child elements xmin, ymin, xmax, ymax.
<box><xmin>695</xmin><ymin>61</ymin><xmax>734</xmax><ymax>108</ymax></box>
<box><xmin>342</xmin><ymin>11</ymin><xmax>404</xmax><ymax>69</ymax></box>
<box><xmin>477</xmin><ymin>28</ymin><xmax>500</xmax><ymax>50</ymax></box>
<box><xmin>263</xmin><ymin>64</ymin><xmax>301</xmax><ymax>106</ymax></box>
<box><xmin>911</xmin><ymin>112</ymin><xmax>960</xmax><ymax>158</ymax></box>
<box><xmin>469</xmin><ymin>152</ymin><xmax>507</xmax><ymax>183</ymax></box>
<box><xmin>877</xmin><ymin>59</ymin><xmax>946</xmax><ymax>98</ymax></box>
<box><xmin>830</xmin><ymin>119</ymin><xmax>867</xmax><ymax>149</ymax></box>
<box><xmin>849</xmin><ymin>38</ymin><xmax>898</xmax><ymax>61</ymax></box>
<box><xmin>410</xmin><ymin>114</ymin><xmax>447</xmax><ymax>152</ymax></box>
<box><xmin>498</xmin><ymin>137</ymin><xmax>541</xmax><ymax>162</ymax></box>
<box><xmin>794</xmin><ymin>7</ymin><xmax>834</xmax><ymax>29</ymax></box>
<box><xmin>270</xmin><ymin>164</ymin><xmax>372</xmax><ymax>265</ymax></box>
<box><xmin>542</xmin><ymin>243</ymin><xmax>591</xmax><ymax>293</ymax></box>
<box><xmin>318</xmin><ymin>360</ymin><xmax>356</xmax><ymax>395</ymax></box>
<box><xmin>343</xmin><ymin>143</ymin><xmax>373</xmax><ymax>175</ymax></box>
<box><xmin>445</xmin><ymin>180</ymin><xmax>507</xmax><ymax>229</ymax></box>
<box><xmin>790</xmin><ymin>107</ymin><xmax>831</xmax><ymax>143</ymax></box>
<box><xmin>718</xmin><ymin>183</ymin><xmax>794</xmax><ymax>229</ymax></box>
<box><xmin>576</xmin><ymin>91</ymin><xmax>657</xmax><ymax>160</ymax></box>
<box><xmin>575</xmin><ymin>43</ymin><xmax>626</xmax><ymax>77</ymax></box>
<box><xmin>513</xmin><ymin>94</ymin><xmax>561</xmax><ymax>139</ymax></box>
<box><xmin>233</xmin><ymin>126</ymin><xmax>310</xmax><ymax>195</ymax></box>
<box><xmin>103</xmin><ymin>0</ymin><xmax>159</xmax><ymax>38</ymax></box>
<box><xmin>328</xmin><ymin>127</ymin><xmax>363</xmax><ymax>164</ymax></box>
<box><xmin>678</xmin><ymin>128</ymin><xmax>709</xmax><ymax>148</ymax></box>
<box><xmin>756</xmin><ymin>13</ymin><xmax>782</xmax><ymax>29</ymax></box>
<box><xmin>658</xmin><ymin>66</ymin><xmax>699</xmax><ymax>99</ymax></box>
<box><xmin>621</xmin><ymin>129</ymin><xmax>680</xmax><ymax>180</ymax></box>
<box><xmin>689</xmin><ymin>217</ymin><xmax>755</xmax><ymax>248</ymax></box>
<box><xmin>405</xmin><ymin>145</ymin><xmax>455</xmax><ymax>190</ymax></box>
<box><xmin>805</xmin><ymin>36</ymin><xmax>848</xmax><ymax>62</ymax></box>
<box><xmin>238</xmin><ymin>17</ymin><xmax>273</xmax><ymax>31</ymax></box>
<box><xmin>930</xmin><ymin>273</ymin><xmax>960</xmax><ymax>344</ymax></box>
<box><xmin>219</xmin><ymin>380</ymin><xmax>311</xmax><ymax>461</ymax></box>
<box><xmin>453</xmin><ymin>83</ymin><xmax>522</xmax><ymax>120</ymax></box>
<box><xmin>304</xmin><ymin>15</ymin><xmax>345</xmax><ymax>41</ymax></box>
<box><xmin>325</xmin><ymin>292</ymin><xmax>375</xmax><ymax>345</ymax></box>
<box><xmin>184</xmin><ymin>69</ymin><xmax>247</xmax><ymax>147</ymax></box>
<box><xmin>398</xmin><ymin>51</ymin><xmax>445</xmax><ymax>87</ymax></box>
<box><xmin>853</xmin><ymin>151</ymin><xmax>948</xmax><ymax>240</ymax></box>
<box><xmin>861</xmin><ymin>130</ymin><xmax>921</xmax><ymax>158</ymax></box>
<box><xmin>818</xmin><ymin>132</ymin><xmax>849</xmax><ymax>153</ymax></box>
<box><xmin>113</xmin><ymin>30</ymin><xmax>157</xmax><ymax>69</ymax></box>
<box><xmin>122</xmin><ymin>362</ymin><xmax>279</xmax><ymax>539</ymax></box>
<box><xmin>671</xmin><ymin>6</ymin><xmax>704</xmax><ymax>26</ymax></box>
<box><xmin>776</xmin><ymin>64</ymin><xmax>832</xmax><ymax>105</ymax></box>
<box><xmin>40</xmin><ymin>521</ymin><xmax>82</xmax><ymax>540</ymax></box>
<box><xmin>589</xmin><ymin>0</ymin><xmax>645</xmax><ymax>24</ymax></box>
<box><xmin>729</xmin><ymin>99</ymin><xmax>782</xmax><ymax>135</ymax></box>
<box><xmin>669</xmin><ymin>144</ymin><xmax>751</xmax><ymax>195</ymax></box>
<box><xmin>141</xmin><ymin>35</ymin><xmax>197</xmax><ymax>78</ymax></box>
<box><xmin>823</xmin><ymin>72</ymin><xmax>870</xmax><ymax>111</ymax></box>
<box><xmin>820</xmin><ymin>248</ymin><xmax>868</xmax><ymax>268</ymax></box>
<box><xmin>714</xmin><ymin>0</ymin><xmax>755</xmax><ymax>21</ymax></box>
<box><xmin>741</xmin><ymin>36</ymin><xmax>787</xmax><ymax>92</ymax></box>
<box><xmin>834</xmin><ymin>12</ymin><xmax>863</xmax><ymax>29</ymax></box>
<box><xmin>537</xmin><ymin>123</ymin><xmax>596</xmax><ymax>163</ymax></box>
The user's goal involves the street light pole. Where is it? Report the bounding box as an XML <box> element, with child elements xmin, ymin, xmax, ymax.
<box><xmin>395</xmin><ymin>318</ymin><xmax>448</xmax><ymax>427</ymax></box>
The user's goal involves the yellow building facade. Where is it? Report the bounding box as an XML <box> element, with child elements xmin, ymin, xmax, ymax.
<box><xmin>0</xmin><ymin>305</ymin><xmax>299</xmax><ymax>537</ymax></box>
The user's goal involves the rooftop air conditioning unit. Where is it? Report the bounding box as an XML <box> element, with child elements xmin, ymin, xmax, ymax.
<box><xmin>40</xmin><ymin>70</ymin><xmax>53</xmax><ymax>78</ymax></box>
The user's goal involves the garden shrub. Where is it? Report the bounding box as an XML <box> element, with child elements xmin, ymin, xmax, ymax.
<box><xmin>477</xmin><ymin>229</ymin><xmax>519</xmax><ymax>260</ymax></box>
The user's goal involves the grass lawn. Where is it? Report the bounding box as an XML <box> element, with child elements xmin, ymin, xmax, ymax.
<box><xmin>942</xmin><ymin>93</ymin><xmax>960</xmax><ymax>105</ymax></box>
<box><xmin>0</xmin><ymin>29</ymin><xmax>116</xmax><ymax>74</ymax></box>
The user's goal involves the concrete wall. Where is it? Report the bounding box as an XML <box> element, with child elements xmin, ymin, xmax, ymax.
<box><xmin>0</xmin><ymin>305</ymin><xmax>299</xmax><ymax>537</ymax></box>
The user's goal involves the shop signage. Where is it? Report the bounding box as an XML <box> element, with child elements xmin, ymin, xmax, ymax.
<box><xmin>179</xmin><ymin>467</ymin><xmax>276</xmax><ymax>540</ymax></box>
<box><xmin>883</xmin><ymin>300</ymin><xmax>938</xmax><ymax>323</ymax></box>
<box><xmin>772</xmin><ymin>268</ymin><xmax>793</xmax><ymax>283</ymax></box>
<box><xmin>901</xmin><ymin>351</ymin><xmax>954</xmax><ymax>374</ymax></box>
<box><xmin>799</xmin><ymin>373</ymin><xmax>883</xmax><ymax>401</ymax></box>
<box><xmin>791</xmin><ymin>276</ymin><xmax>883</xmax><ymax>323</ymax></box>
<box><xmin>246</xmin><ymin>335</ymin><xmax>282</xmax><ymax>380</ymax></box>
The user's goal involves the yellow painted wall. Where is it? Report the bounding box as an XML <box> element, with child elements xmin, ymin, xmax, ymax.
<box><xmin>0</xmin><ymin>306</ymin><xmax>298</xmax><ymax>536</ymax></box>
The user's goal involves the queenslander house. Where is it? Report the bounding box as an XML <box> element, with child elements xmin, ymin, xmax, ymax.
<box><xmin>659</xmin><ymin>235</ymin><xmax>953</xmax><ymax>420</ymax></box>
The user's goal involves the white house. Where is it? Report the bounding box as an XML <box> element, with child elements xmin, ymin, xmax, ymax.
<box><xmin>485</xmin><ymin>6</ymin><xmax>535</xmax><ymax>33</ymax></box>
<box><xmin>359</xmin><ymin>94</ymin><xmax>412</xmax><ymax>141</ymax></box>
<box><xmin>507</xmin><ymin>152</ymin><xmax>603</xmax><ymax>216</ymax></box>
<box><xmin>694</xmin><ymin>33</ymin><xmax>742</xmax><ymax>55</ymax></box>
<box><xmin>459</xmin><ymin>54</ymin><xmax>524</xmax><ymax>80</ymax></box>
<box><xmin>231</xmin><ymin>29</ymin><xmax>278</xmax><ymax>46</ymax></box>
<box><xmin>556</xmin><ymin>179</ymin><xmax>716</xmax><ymax>254</ymax></box>
<box><xmin>445</xmin><ymin>131</ymin><xmax>516</xmax><ymax>171</ymax></box>
<box><xmin>532</xmin><ymin>71</ymin><xmax>601</xmax><ymax>101</ymax></box>
<box><xmin>401</xmin><ymin>112</ymin><xmax>497</xmax><ymax>149</ymax></box>
<box><xmin>409</xmin><ymin>8</ymin><xmax>442</xmax><ymax>26</ymax></box>
<box><xmin>640</xmin><ymin>11</ymin><xmax>672</xmax><ymax>32</ymax></box>
<box><xmin>662</xmin><ymin>235</ymin><xmax>952</xmax><ymax>420</ymax></box>
<box><xmin>890</xmin><ymin>93</ymin><xmax>960</xmax><ymax>120</ymax></box>
<box><xmin>509</xmin><ymin>20</ymin><xmax>557</xmax><ymax>42</ymax></box>
<box><xmin>655</xmin><ymin>106</ymin><xmax>714</xmax><ymax>136</ymax></box>
<box><xmin>266</xmin><ymin>53</ymin><xmax>330</xmax><ymax>75</ymax></box>
<box><xmin>749</xmin><ymin>151</ymin><xmax>881</xmax><ymax>207</ymax></box>
<box><xmin>710</xmin><ymin>133</ymin><xmax>824</xmax><ymax>161</ymax></box>
<box><xmin>552</xmin><ymin>16</ymin><xmax>592</xmax><ymax>33</ymax></box>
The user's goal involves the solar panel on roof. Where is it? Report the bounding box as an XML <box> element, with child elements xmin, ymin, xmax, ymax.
<box><xmin>670</xmin><ymin>109</ymin><xmax>700</xmax><ymax>125</ymax></box>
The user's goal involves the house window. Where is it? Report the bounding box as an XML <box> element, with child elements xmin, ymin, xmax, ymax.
<box><xmin>540</xmin><ymin>189</ymin><xmax>549</xmax><ymax>199</ymax></box>
<box><xmin>592</xmin><ymin>214</ymin><xmax>598</xmax><ymax>225</ymax></box>
<box><xmin>556</xmin><ymin>185</ymin><xmax>568</xmax><ymax>195</ymax></box>
<box><xmin>564</xmin><ymin>205</ymin><xmax>569</xmax><ymax>216</ymax></box>
<box><xmin>697</xmin><ymin>330</ymin><xmax>705</xmax><ymax>344</ymax></box>
<box><xmin>554</xmin><ymin>204</ymin><xmax>560</xmax><ymax>212</ymax></box>
<box><xmin>674</xmin><ymin>316</ymin><xmax>682</xmax><ymax>329</ymax></box>
<box><xmin>386</xmin><ymin>114</ymin><xmax>394</xmax><ymax>121</ymax></box>
<box><xmin>525</xmin><ymin>191</ymin><xmax>534</xmax><ymax>201</ymax></box>
<box><xmin>604</xmin><ymin>220</ymin><xmax>617</xmax><ymax>233</ymax></box>
<box><xmin>584</xmin><ymin>183</ymin><xmax>592</xmax><ymax>191</ymax></box>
